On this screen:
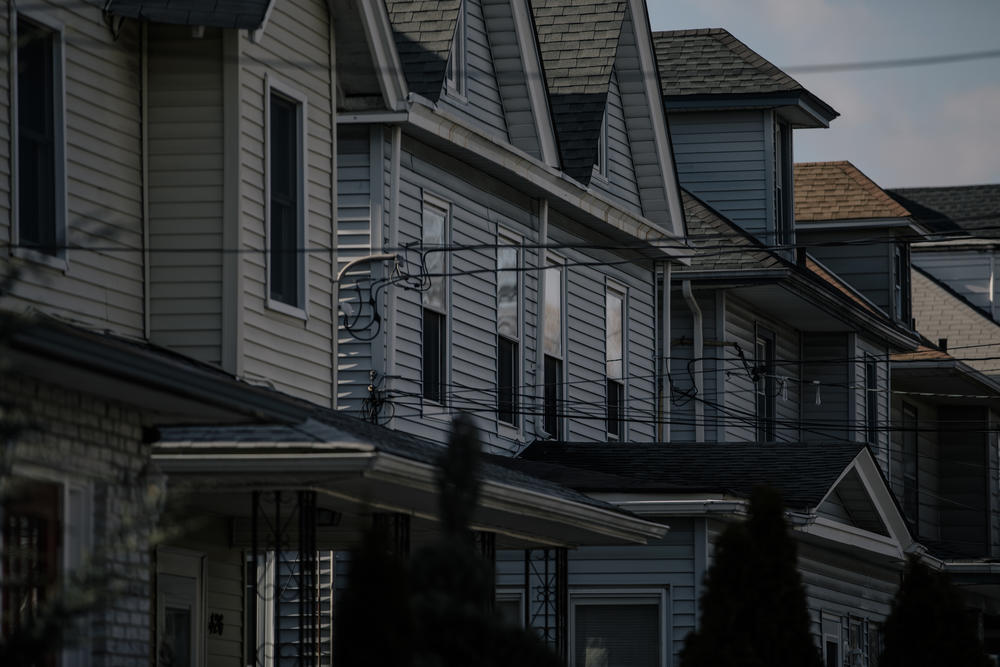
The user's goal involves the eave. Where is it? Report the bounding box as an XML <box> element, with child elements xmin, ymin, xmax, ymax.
<box><xmin>796</xmin><ymin>216</ymin><xmax>930</xmax><ymax>239</ymax></box>
<box><xmin>663</xmin><ymin>90</ymin><xmax>838</xmax><ymax>128</ymax></box>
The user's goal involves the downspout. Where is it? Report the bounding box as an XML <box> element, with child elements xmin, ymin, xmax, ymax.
<box><xmin>385</xmin><ymin>124</ymin><xmax>402</xmax><ymax>427</ymax></box>
<box><xmin>659</xmin><ymin>263</ymin><xmax>671</xmax><ymax>442</ymax></box>
<box><xmin>681</xmin><ymin>280</ymin><xmax>704</xmax><ymax>442</ymax></box>
<box><xmin>534</xmin><ymin>199</ymin><xmax>549</xmax><ymax>440</ymax></box>
<box><xmin>141</xmin><ymin>23</ymin><xmax>150</xmax><ymax>339</ymax></box>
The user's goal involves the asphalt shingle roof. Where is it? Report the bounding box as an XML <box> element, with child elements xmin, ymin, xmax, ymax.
<box><xmin>385</xmin><ymin>0</ymin><xmax>463</xmax><ymax>101</ymax></box>
<box><xmin>887</xmin><ymin>185</ymin><xmax>1000</xmax><ymax>239</ymax></box>
<box><xmin>532</xmin><ymin>0</ymin><xmax>627</xmax><ymax>183</ymax></box>
<box><xmin>679</xmin><ymin>190</ymin><xmax>784</xmax><ymax>273</ymax></box>
<box><xmin>652</xmin><ymin>28</ymin><xmax>804</xmax><ymax>98</ymax></box>
<box><xmin>794</xmin><ymin>161</ymin><xmax>911</xmax><ymax>222</ymax></box>
<box><xmin>105</xmin><ymin>0</ymin><xmax>270</xmax><ymax>29</ymax></box>
<box><xmin>519</xmin><ymin>441</ymin><xmax>866</xmax><ymax>511</ymax></box>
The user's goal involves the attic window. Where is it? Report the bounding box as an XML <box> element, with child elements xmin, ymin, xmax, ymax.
<box><xmin>596</xmin><ymin>109</ymin><xmax>609</xmax><ymax>179</ymax></box>
<box><xmin>445</xmin><ymin>0</ymin><xmax>467</xmax><ymax>97</ymax></box>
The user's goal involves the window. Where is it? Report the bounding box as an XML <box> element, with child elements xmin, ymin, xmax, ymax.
<box><xmin>901</xmin><ymin>403</ymin><xmax>919</xmax><ymax>530</ymax></box>
<box><xmin>774</xmin><ymin>120</ymin><xmax>793</xmax><ymax>247</ymax></box>
<box><xmin>755</xmin><ymin>329</ymin><xmax>776</xmax><ymax>442</ymax></box>
<box><xmin>497</xmin><ymin>239</ymin><xmax>520</xmax><ymax>427</ymax></box>
<box><xmin>422</xmin><ymin>197</ymin><xmax>449</xmax><ymax>405</ymax></box>
<box><xmin>542</xmin><ymin>259</ymin><xmax>564</xmax><ymax>439</ymax></box>
<box><xmin>596</xmin><ymin>107</ymin><xmax>609</xmax><ymax>179</ymax></box>
<box><xmin>606</xmin><ymin>283</ymin><xmax>626</xmax><ymax>440</ymax></box>
<box><xmin>445</xmin><ymin>0</ymin><xmax>466</xmax><ymax>97</ymax></box>
<box><xmin>495</xmin><ymin>589</ymin><xmax>524</xmax><ymax>627</ymax></box>
<box><xmin>14</xmin><ymin>14</ymin><xmax>65</xmax><ymax>259</ymax></box>
<box><xmin>865</xmin><ymin>356</ymin><xmax>878</xmax><ymax>446</ymax></box>
<box><xmin>266</xmin><ymin>79</ymin><xmax>307</xmax><ymax>313</ymax></box>
<box><xmin>893</xmin><ymin>244</ymin><xmax>910</xmax><ymax>324</ymax></box>
<box><xmin>570</xmin><ymin>590</ymin><xmax>666</xmax><ymax>667</ymax></box>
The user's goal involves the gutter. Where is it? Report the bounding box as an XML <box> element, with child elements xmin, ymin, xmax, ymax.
<box><xmin>681</xmin><ymin>280</ymin><xmax>705</xmax><ymax>442</ymax></box>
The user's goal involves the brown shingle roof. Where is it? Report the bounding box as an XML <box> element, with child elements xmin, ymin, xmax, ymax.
<box><xmin>794</xmin><ymin>161</ymin><xmax>911</xmax><ymax>222</ymax></box>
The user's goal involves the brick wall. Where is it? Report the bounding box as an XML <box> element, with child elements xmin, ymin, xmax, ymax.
<box><xmin>2</xmin><ymin>373</ymin><xmax>160</xmax><ymax>666</ymax></box>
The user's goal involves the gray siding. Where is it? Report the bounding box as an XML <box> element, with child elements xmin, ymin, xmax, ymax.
<box><xmin>590</xmin><ymin>69</ymin><xmax>642</xmax><ymax>215</ymax></box>
<box><xmin>437</xmin><ymin>0</ymin><xmax>509</xmax><ymax>140</ymax></box>
<box><xmin>889</xmin><ymin>395</ymin><xmax>940</xmax><ymax>541</ymax></box>
<box><xmin>3</xmin><ymin>2</ymin><xmax>144</xmax><ymax>336</ymax></box>
<box><xmin>807</xmin><ymin>236</ymin><xmax>892</xmax><ymax>315</ymax></box>
<box><xmin>856</xmin><ymin>337</ymin><xmax>890</xmax><ymax>471</ymax></box>
<box><xmin>238</xmin><ymin>0</ymin><xmax>335</xmax><ymax>405</ymax></box>
<box><xmin>913</xmin><ymin>249</ymin><xmax>997</xmax><ymax>317</ymax></box>
<box><xmin>482</xmin><ymin>0</ymin><xmax>540</xmax><ymax>159</ymax></box>
<box><xmin>669</xmin><ymin>289</ymin><xmax>720</xmax><ymax>442</ymax></box>
<box><xmin>669</xmin><ymin>110</ymin><xmax>768</xmax><ymax>239</ymax></box>
<box><xmin>802</xmin><ymin>333</ymin><xmax>850</xmax><ymax>443</ymax></box>
<box><xmin>147</xmin><ymin>25</ymin><xmax>224</xmax><ymax>365</ymax></box>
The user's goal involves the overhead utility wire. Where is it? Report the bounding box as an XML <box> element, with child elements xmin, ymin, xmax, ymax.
<box><xmin>785</xmin><ymin>48</ymin><xmax>1000</xmax><ymax>74</ymax></box>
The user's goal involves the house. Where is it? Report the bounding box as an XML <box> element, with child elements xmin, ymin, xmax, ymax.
<box><xmin>887</xmin><ymin>184</ymin><xmax>1000</xmax><ymax>322</ymax></box>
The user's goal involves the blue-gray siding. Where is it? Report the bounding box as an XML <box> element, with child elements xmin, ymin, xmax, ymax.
<box><xmin>802</xmin><ymin>333</ymin><xmax>850</xmax><ymax>443</ymax></box>
<box><xmin>590</xmin><ymin>68</ymin><xmax>642</xmax><ymax>215</ymax></box>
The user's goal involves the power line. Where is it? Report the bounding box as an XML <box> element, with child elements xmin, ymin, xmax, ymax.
<box><xmin>785</xmin><ymin>48</ymin><xmax>1000</xmax><ymax>74</ymax></box>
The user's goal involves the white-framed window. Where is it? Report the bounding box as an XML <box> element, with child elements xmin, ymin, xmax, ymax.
<box><xmin>157</xmin><ymin>547</ymin><xmax>204</xmax><ymax>667</ymax></box>
<box><xmin>542</xmin><ymin>255</ymin><xmax>565</xmax><ymax>440</ymax></box>
<box><xmin>893</xmin><ymin>243</ymin><xmax>910</xmax><ymax>324</ymax></box>
<box><xmin>495</xmin><ymin>588</ymin><xmax>525</xmax><ymax>628</ymax></box>
<box><xmin>774</xmin><ymin>119</ymin><xmax>793</xmax><ymax>248</ymax></box>
<box><xmin>569</xmin><ymin>588</ymin><xmax>668</xmax><ymax>667</ymax></box>
<box><xmin>1</xmin><ymin>470</ymin><xmax>93</xmax><ymax>666</ymax></box>
<box><xmin>865</xmin><ymin>354</ymin><xmax>879</xmax><ymax>446</ymax></box>
<box><xmin>422</xmin><ymin>194</ymin><xmax>450</xmax><ymax>409</ymax></box>
<box><xmin>754</xmin><ymin>326</ymin><xmax>776</xmax><ymax>442</ymax></box>
<box><xmin>497</xmin><ymin>232</ymin><xmax>522</xmax><ymax>432</ymax></box>
<box><xmin>444</xmin><ymin>0</ymin><xmax>467</xmax><ymax>98</ymax></box>
<box><xmin>265</xmin><ymin>75</ymin><xmax>308</xmax><ymax>317</ymax></box>
<box><xmin>11</xmin><ymin>10</ymin><xmax>67</xmax><ymax>268</ymax></box>
<box><xmin>606</xmin><ymin>280</ymin><xmax>626</xmax><ymax>440</ymax></box>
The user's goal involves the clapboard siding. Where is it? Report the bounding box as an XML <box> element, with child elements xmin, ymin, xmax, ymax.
<box><xmin>437</xmin><ymin>0</ymin><xmax>509</xmax><ymax>140</ymax></box>
<box><xmin>481</xmin><ymin>0</ymin><xmax>540</xmax><ymax>158</ymax></box>
<box><xmin>669</xmin><ymin>289</ymin><xmax>719</xmax><ymax>442</ymax></box>
<box><xmin>4</xmin><ymin>2</ymin><xmax>144</xmax><ymax>336</ymax></box>
<box><xmin>808</xmin><ymin>238</ymin><xmax>892</xmax><ymax>315</ymax></box>
<box><xmin>889</xmin><ymin>395</ymin><xmax>940</xmax><ymax>541</ymax></box>
<box><xmin>669</xmin><ymin>111</ymin><xmax>767</xmax><ymax>239</ymax></box>
<box><xmin>148</xmin><ymin>25</ymin><xmax>224</xmax><ymax>365</ymax></box>
<box><xmin>802</xmin><ymin>333</ymin><xmax>850</xmax><ymax>443</ymax></box>
<box><xmin>723</xmin><ymin>297</ymin><xmax>801</xmax><ymax>443</ymax></box>
<box><xmin>590</xmin><ymin>69</ymin><xmax>642</xmax><ymax>215</ymax></box>
<box><xmin>913</xmin><ymin>249</ymin><xmax>996</xmax><ymax>315</ymax></box>
<box><xmin>856</xmin><ymin>337</ymin><xmax>890</xmax><ymax>469</ymax></box>
<box><xmin>239</xmin><ymin>0</ymin><xmax>334</xmax><ymax>406</ymax></box>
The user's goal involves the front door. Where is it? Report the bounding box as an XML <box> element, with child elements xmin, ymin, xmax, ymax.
<box><xmin>157</xmin><ymin>548</ymin><xmax>203</xmax><ymax>667</ymax></box>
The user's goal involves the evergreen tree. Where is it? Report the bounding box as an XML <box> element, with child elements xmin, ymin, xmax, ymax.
<box><xmin>880</xmin><ymin>554</ymin><xmax>990</xmax><ymax>667</ymax></box>
<box><xmin>680</xmin><ymin>485</ymin><xmax>822</xmax><ymax>667</ymax></box>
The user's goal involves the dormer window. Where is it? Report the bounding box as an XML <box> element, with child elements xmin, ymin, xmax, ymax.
<box><xmin>893</xmin><ymin>243</ymin><xmax>911</xmax><ymax>324</ymax></box>
<box><xmin>445</xmin><ymin>0</ymin><xmax>466</xmax><ymax>97</ymax></box>
<box><xmin>774</xmin><ymin>120</ymin><xmax>793</xmax><ymax>247</ymax></box>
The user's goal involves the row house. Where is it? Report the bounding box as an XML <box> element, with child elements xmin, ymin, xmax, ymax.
<box><xmin>1</xmin><ymin>0</ymin><xmax>686</xmax><ymax>665</ymax></box>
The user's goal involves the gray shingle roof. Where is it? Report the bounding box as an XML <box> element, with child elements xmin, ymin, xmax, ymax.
<box><xmin>105</xmin><ymin>0</ymin><xmax>271</xmax><ymax>29</ymax></box>
<box><xmin>679</xmin><ymin>190</ymin><xmax>784</xmax><ymax>273</ymax></box>
<box><xmin>385</xmin><ymin>0</ymin><xmax>463</xmax><ymax>101</ymax></box>
<box><xmin>532</xmin><ymin>0</ymin><xmax>627</xmax><ymax>183</ymax></box>
<box><xmin>519</xmin><ymin>440</ymin><xmax>866</xmax><ymax>511</ymax></box>
<box><xmin>887</xmin><ymin>185</ymin><xmax>1000</xmax><ymax>239</ymax></box>
<box><xmin>652</xmin><ymin>28</ymin><xmax>804</xmax><ymax>98</ymax></box>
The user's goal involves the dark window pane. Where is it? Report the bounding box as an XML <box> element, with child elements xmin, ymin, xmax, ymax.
<box><xmin>498</xmin><ymin>336</ymin><xmax>517</xmax><ymax>425</ymax></box>
<box><xmin>606</xmin><ymin>379</ymin><xmax>624</xmax><ymax>438</ymax></box>
<box><xmin>866</xmin><ymin>360</ymin><xmax>878</xmax><ymax>444</ymax></box>
<box><xmin>574</xmin><ymin>604</ymin><xmax>659</xmax><ymax>667</ymax></box>
<box><xmin>544</xmin><ymin>355</ymin><xmax>561</xmax><ymax>439</ymax></box>
<box><xmin>755</xmin><ymin>335</ymin><xmax>776</xmax><ymax>442</ymax></box>
<box><xmin>269</xmin><ymin>94</ymin><xmax>299</xmax><ymax>305</ymax></box>
<box><xmin>17</xmin><ymin>18</ymin><xmax>57</xmax><ymax>255</ymax></box>
<box><xmin>423</xmin><ymin>309</ymin><xmax>446</xmax><ymax>403</ymax></box>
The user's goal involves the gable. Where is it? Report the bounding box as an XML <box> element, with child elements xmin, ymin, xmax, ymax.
<box><xmin>589</xmin><ymin>68</ymin><xmax>641</xmax><ymax>212</ymax></box>
<box><xmin>817</xmin><ymin>468</ymin><xmax>889</xmax><ymax>536</ymax></box>
<box><xmin>385</xmin><ymin>0</ymin><xmax>463</xmax><ymax>101</ymax></box>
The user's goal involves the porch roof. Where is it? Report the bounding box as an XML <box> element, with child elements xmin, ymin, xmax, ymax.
<box><xmin>105</xmin><ymin>0</ymin><xmax>272</xmax><ymax>30</ymax></box>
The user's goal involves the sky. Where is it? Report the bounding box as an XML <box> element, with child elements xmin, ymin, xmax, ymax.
<box><xmin>646</xmin><ymin>0</ymin><xmax>1000</xmax><ymax>189</ymax></box>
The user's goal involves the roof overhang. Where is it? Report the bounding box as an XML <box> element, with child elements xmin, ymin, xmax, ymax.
<box><xmin>796</xmin><ymin>217</ymin><xmax>930</xmax><ymax>239</ymax></box>
<box><xmin>664</xmin><ymin>91</ymin><xmax>838</xmax><ymax>128</ymax></box>
<box><xmin>153</xmin><ymin>438</ymin><xmax>667</xmax><ymax>549</ymax></box>
<box><xmin>891</xmin><ymin>357</ymin><xmax>1000</xmax><ymax>402</ymax></box>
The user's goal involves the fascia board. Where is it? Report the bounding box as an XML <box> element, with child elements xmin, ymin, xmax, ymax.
<box><xmin>354</xmin><ymin>0</ymin><xmax>408</xmax><ymax>111</ymax></box>
<box><xmin>852</xmin><ymin>451</ymin><xmax>914</xmax><ymax>551</ymax></box>
<box><xmin>665</xmin><ymin>93</ymin><xmax>836</xmax><ymax>127</ymax></box>
<box><xmin>798</xmin><ymin>516</ymin><xmax>904</xmax><ymax>559</ymax></box>
<box><xmin>891</xmin><ymin>360</ymin><xmax>1000</xmax><ymax>396</ymax></box>
<box><xmin>150</xmin><ymin>451</ymin><xmax>376</xmax><ymax>474</ymax></box>
<box><xmin>796</xmin><ymin>218</ymin><xmax>923</xmax><ymax>234</ymax></box>
<box><xmin>509</xmin><ymin>0</ymin><xmax>559</xmax><ymax>167</ymax></box>
<box><xmin>404</xmin><ymin>101</ymin><xmax>690</xmax><ymax>261</ymax></box>
<box><xmin>671</xmin><ymin>268</ymin><xmax>789</xmax><ymax>284</ymax></box>
<box><xmin>597</xmin><ymin>497</ymin><xmax>749</xmax><ymax>518</ymax></box>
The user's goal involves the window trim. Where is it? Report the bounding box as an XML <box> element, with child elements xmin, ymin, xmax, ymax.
<box><xmin>568</xmin><ymin>587</ymin><xmax>669</xmax><ymax>667</ymax></box>
<box><xmin>773</xmin><ymin>119</ymin><xmax>793</xmax><ymax>248</ymax></box>
<box><xmin>444</xmin><ymin>0</ymin><xmax>467</xmax><ymax>100</ymax></box>
<box><xmin>865</xmin><ymin>354</ymin><xmax>879</xmax><ymax>447</ymax></box>
<box><xmin>421</xmin><ymin>192</ymin><xmax>451</xmax><ymax>418</ymax></box>
<box><xmin>264</xmin><ymin>74</ymin><xmax>309</xmax><ymax>319</ymax></box>
<box><xmin>605</xmin><ymin>279</ymin><xmax>627</xmax><ymax>441</ymax></box>
<box><xmin>497</xmin><ymin>230</ymin><xmax>523</xmax><ymax>438</ymax></box>
<box><xmin>10</xmin><ymin>10</ymin><xmax>68</xmax><ymax>271</ymax></box>
<box><xmin>754</xmin><ymin>326</ymin><xmax>777</xmax><ymax>442</ymax></box>
<box><xmin>892</xmin><ymin>243</ymin><xmax>911</xmax><ymax>324</ymax></box>
<box><xmin>541</xmin><ymin>253</ymin><xmax>566</xmax><ymax>440</ymax></box>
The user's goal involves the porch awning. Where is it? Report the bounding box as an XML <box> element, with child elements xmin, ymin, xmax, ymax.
<box><xmin>152</xmin><ymin>417</ymin><xmax>667</xmax><ymax>549</ymax></box>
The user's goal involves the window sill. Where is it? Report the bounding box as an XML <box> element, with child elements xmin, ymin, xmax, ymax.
<box><xmin>442</xmin><ymin>85</ymin><xmax>468</xmax><ymax>105</ymax></box>
<box><xmin>265</xmin><ymin>297</ymin><xmax>308</xmax><ymax>321</ymax></box>
<box><xmin>11</xmin><ymin>246</ymin><xmax>68</xmax><ymax>273</ymax></box>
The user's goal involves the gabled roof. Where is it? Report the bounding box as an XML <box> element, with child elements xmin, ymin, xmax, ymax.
<box><xmin>794</xmin><ymin>161</ymin><xmax>912</xmax><ymax>223</ymax></box>
<box><xmin>651</xmin><ymin>28</ymin><xmax>837</xmax><ymax>125</ymax></box>
<box><xmin>105</xmin><ymin>0</ymin><xmax>272</xmax><ymax>29</ymax></box>
<box><xmin>531</xmin><ymin>0</ymin><xmax>628</xmax><ymax>183</ymax></box>
<box><xmin>518</xmin><ymin>441</ymin><xmax>865</xmax><ymax>511</ymax></box>
<box><xmin>887</xmin><ymin>184</ymin><xmax>1000</xmax><ymax>239</ymax></box>
<box><xmin>384</xmin><ymin>0</ymin><xmax>463</xmax><ymax>101</ymax></box>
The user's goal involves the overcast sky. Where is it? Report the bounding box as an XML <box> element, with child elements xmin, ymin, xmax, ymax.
<box><xmin>647</xmin><ymin>0</ymin><xmax>1000</xmax><ymax>189</ymax></box>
